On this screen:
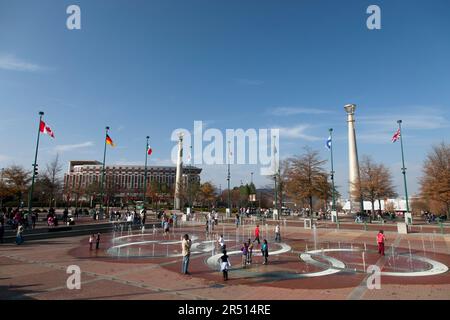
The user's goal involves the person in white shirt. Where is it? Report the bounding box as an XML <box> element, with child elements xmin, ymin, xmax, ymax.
<box><xmin>275</xmin><ymin>224</ymin><xmax>281</xmax><ymax>242</ymax></box>
<box><xmin>218</xmin><ymin>234</ymin><xmax>225</xmax><ymax>250</ymax></box>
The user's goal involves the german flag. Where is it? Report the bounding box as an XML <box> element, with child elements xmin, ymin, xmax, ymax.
<box><xmin>106</xmin><ymin>134</ymin><xmax>115</xmax><ymax>147</ymax></box>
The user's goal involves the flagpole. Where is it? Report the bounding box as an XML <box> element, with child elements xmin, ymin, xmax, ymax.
<box><xmin>397</xmin><ymin>120</ymin><xmax>410</xmax><ymax>213</ymax></box>
<box><xmin>227</xmin><ymin>140</ymin><xmax>231</xmax><ymax>216</ymax></box>
<box><xmin>143</xmin><ymin>136</ymin><xmax>149</xmax><ymax>205</ymax></box>
<box><xmin>100</xmin><ymin>126</ymin><xmax>109</xmax><ymax>214</ymax></box>
<box><xmin>28</xmin><ymin>111</ymin><xmax>44</xmax><ymax>215</ymax></box>
<box><xmin>329</xmin><ymin>128</ymin><xmax>336</xmax><ymax>213</ymax></box>
<box><xmin>273</xmin><ymin>135</ymin><xmax>279</xmax><ymax>220</ymax></box>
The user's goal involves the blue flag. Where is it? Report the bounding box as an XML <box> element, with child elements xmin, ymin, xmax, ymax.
<box><xmin>326</xmin><ymin>135</ymin><xmax>332</xmax><ymax>150</ymax></box>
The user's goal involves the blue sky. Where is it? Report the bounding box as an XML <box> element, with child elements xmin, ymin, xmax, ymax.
<box><xmin>0</xmin><ymin>0</ymin><xmax>449</xmax><ymax>198</ymax></box>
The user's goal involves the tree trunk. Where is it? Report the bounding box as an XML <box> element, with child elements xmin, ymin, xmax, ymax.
<box><xmin>371</xmin><ymin>200</ymin><xmax>375</xmax><ymax>219</ymax></box>
<box><xmin>447</xmin><ymin>203</ymin><xmax>450</xmax><ymax>220</ymax></box>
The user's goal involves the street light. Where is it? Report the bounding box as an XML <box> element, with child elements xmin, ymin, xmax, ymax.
<box><xmin>28</xmin><ymin>111</ymin><xmax>44</xmax><ymax>215</ymax></box>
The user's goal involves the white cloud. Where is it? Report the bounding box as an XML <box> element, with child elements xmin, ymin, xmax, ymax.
<box><xmin>276</xmin><ymin>124</ymin><xmax>321</xmax><ymax>141</ymax></box>
<box><xmin>0</xmin><ymin>54</ymin><xmax>44</xmax><ymax>72</ymax></box>
<box><xmin>270</xmin><ymin>107</ymin><xmax>331</xmax><ymax>116</ymax></box>
<box><xmin>359</xmin><ymin>114</ymin><xmax>449</xmax><ymax>130</ymax></box>
<box><xmin>0</xmin><ymin>154</ymin><xmax>11</xmax><ymax>162</ymax></box>
<box><xmin>54</xmin><ymin>141</ymin><xmax>94</xmax><ymax>152</ymax></box>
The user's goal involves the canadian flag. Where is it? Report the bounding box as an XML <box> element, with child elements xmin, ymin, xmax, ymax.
<box><xmin>40</xmin><ymin>120</ymin><xmax>55</xmax><ymax>138</ymax></box>
<box><xmin>147</xmin><ymin>145</ymin><xmax>152</xmax><ymax>155</ymax></box>
<box><xmin>391</xmin><ymin>128</ymin><xmax>401</xmax><ymax>143</ymax></box>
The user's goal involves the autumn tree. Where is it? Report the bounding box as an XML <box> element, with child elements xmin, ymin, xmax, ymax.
<box><xmin>283</xmin><ymin>147</ymin><xmax>329</xmax><ymax>212</ymax></box>
<box><xmin>419</xmin><ymin>142</ymin><xmax>450</xmax><ymax>219</ymax></box>
<box><xmin>197</xmin><ymin>182</ymin><xmax>217</xmax><ymax>210</ymax></box>
<box><xmin>2</xmin><ymin>165</ymin><xmax>31</xmax><ymax>206</ymax></box>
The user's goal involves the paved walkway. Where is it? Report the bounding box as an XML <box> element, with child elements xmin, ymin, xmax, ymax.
<box><xmin>1</xmin><ymin>223</ymin><xmax>449</xmax><ymax>300</ymax></box>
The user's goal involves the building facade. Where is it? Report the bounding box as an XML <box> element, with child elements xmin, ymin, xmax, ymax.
<box><xmin>63</xmin><ymin>160</ymin><xmax>201</xmax><ymax>204</ymax></box>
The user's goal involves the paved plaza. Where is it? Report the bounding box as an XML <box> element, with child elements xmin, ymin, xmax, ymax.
<box><xmin>1</xmin><ymin>219</ymin><xmax>449</xmax><ymax>300</ymax></box>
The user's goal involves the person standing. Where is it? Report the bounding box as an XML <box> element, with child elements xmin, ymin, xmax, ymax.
<box><xmin>0</xmin><ymin>218</ymin><xmax>4</xmax><ymax>244</ymax></box>
<box><xmin>247</xmin><ymin>239</ymin><xmax>253</xmax><ymax>264</ymax></box>
<box><xmin>240</xmin><ymin>242</ymin><xmax>248</xmax><ymax>268</ymax></box>
<box><xmin>89</xmin><ymin>234</ymin><xmax>94</xmax><ymax>250</ymax></box>
<box><xmin>261</xmin><ymin>239</ymin><xmax>269</xmax><ymax>265</ymax></box>
<box><xmin>377</xmin><ymin>230</ymin><xmax>386</xmax><ymax>256</ymax></box>
<box><xmin>235</xmin><ymin>213</ymin><xmax>240</xmax><ymax>228</ymax></box>
<box><xmin>218</xmin><ymin>234</ymin><xmax>225</xmax><ymax>251</ymax></box>
<box><xmin>253</xmin><ymin>225</ymin><xmax>260</xmax><ymax>245</ymax></box>
<box><xmin>95</xmin><ymin>232</ymin><xmax>101</xmax><ymax>250</ymax></box>
<box><xmin>181</xmin><ymin>234</ymin><xmax>192</xmax><ymax>275</ymax></box>
<box><xmin>218</xmin><ymin>250</ymin><xmax>231</xmax><ymax>281</ymax></box>
<box><xmin>275</xmin><ymin>224</ymin><xmax>281</xmax><ymax>242</ymax></box>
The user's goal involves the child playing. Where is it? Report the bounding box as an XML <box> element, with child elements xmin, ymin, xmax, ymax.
<box><xmin>218</xmin><ymin>250</ymin><xmax>231</xmax><ymax>281</ymax></box>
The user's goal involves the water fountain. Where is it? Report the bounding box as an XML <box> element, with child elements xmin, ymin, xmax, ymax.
<box><xmin>422</xmin><ymin>236</ymin><xmax>427</xmax><ymax>256</ymax></box>
<box><xmin>362</xmin><ymin>251</ymin><xmax>366</xmax><ymax>272</ymax></box>
<box><xmin>391</xmin><ymin>244</ymin><xmax>396</xmax><ymax>271</ymax></box>
<box><xmin>431</xmin><ymin>232</ymin><xmax>436</xmax><ymax>251</ymax></box>
<box><xmin>312</xmin><ymin>224</ymin><xmax>318</xmax><ymax>250</ymax></box>
<box><xmin>408</xmin><ymin>240</ymin><xmax>413</xmax><ymax>270</ymax></box>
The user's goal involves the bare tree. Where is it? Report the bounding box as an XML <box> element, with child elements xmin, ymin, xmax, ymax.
<box><xmin>352</xmin><ymin>156</ymin><xmax>397</xmax><ymax>219</ymax></box>
<box><xmin>420</xmin><ymin>142</ymin><xmax>450</xmax><ymax>219</ymax></box>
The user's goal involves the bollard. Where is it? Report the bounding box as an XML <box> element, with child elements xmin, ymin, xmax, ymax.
<box><xmin>364</xmin><ymin>221</ymin><xmax>367</xmax><ymax>231</ymax></box>
<box><xmin>439</xmin><ymin>221</ymin><xmax>444</xmax><ymax>235</ymax></box>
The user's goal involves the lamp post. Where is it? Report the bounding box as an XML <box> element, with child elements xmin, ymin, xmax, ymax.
<box><xmin>273</xmin><ymin>135</ymin><xmax>279</xmax><ymax>219</ymax></box>
<box><xmin>189</xmin><ymin>145</ymin><xmax>193</xmax><ymax>210</ymax></box>
<box><xmin>100</xmin><ymin>126</ymin><xmax>109</xmax><ymax>214</ymax></box>
<box><xmin>397</xmin><ymin>120</ymin><xmax>410</xmax><ymax>213</ymax></box>
<box><xmin>143</xmin><ymin>136</ymin><xmax>150</xmax><ymax>206</ymax></box>
<box><xmin>28</xmin><ymin>111</ymin><xmax>44</xmax><ymax>215</ymax></box>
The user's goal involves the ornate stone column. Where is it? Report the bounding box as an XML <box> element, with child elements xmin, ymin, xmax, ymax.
<box><xmin>344</xmin><ymin>104</ymin><xmax>361</xmax><ymax>213</ymax></box>
<box><xmin>174</xmin><ymin>133</ymin><xmax>183</xmax><ymax>210</ymax></box>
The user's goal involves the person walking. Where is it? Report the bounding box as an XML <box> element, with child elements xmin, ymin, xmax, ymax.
<box><xmin>181</xmin><ymin>234</ymin><xmax>192</xmax><ymax>275</ymax></box>
<box><xmin>218</xmin><ymin>250</ymin><xmax>231</xmax><ymax>281</ymax></box>
<box><xmin>275</xmin><ymin>224</ymin><xmax>281</xmax><ymax>242</ymax></box>
<box><xmin>235</xmin><ymin>213</ymin><xmax>240</xmax><ymax>228</ymax></box>
<box><xmin>253</xmin><ymin>225</ymin><xmax>260</xmax><ymax>245</ymax></box>
<box><xmin>89</xmin><ymin>234</ymin><xmax>94</xmax><ymax>250</ymax></box>
<box><xmin>16</xmin><ymin>224</ymin><xmax>24</xmax><ymax>245</ymax></box>
<box><xmin>261</xmin><ymin>239</ymin><xmax>269</xmax><ymax>265</ymax></box>
<box><xmin>164</xmin><ymin>219</ymin><xmax>170</xmax><ymax>235</ymax></box>
<box><xmin>240</xmin><ymin>242</ymin><xmax>248</xmax><ymax>268</ymax></box>
<box><xmin>377</xmin><ymin>230</ymin><xmax>386</xmax><ymax>256</ymax></box>
<box><xmin>95</xmin><ymin>232</ymin><xmax>101</xmax><ymax>250</ymax></box>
